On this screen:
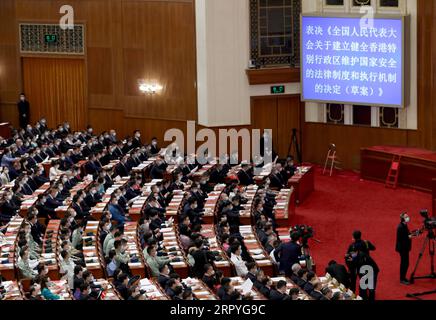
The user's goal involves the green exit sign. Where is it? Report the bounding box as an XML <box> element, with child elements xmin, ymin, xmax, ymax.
<box><xmin>44</xmin><ymin>34</ymin><xmax>58</xmax><ymax>44</ymax></box>
<box><xmin>271</xmin><ymin>85</ymin><xmax>285</xmax><ymax>94</ymax></box>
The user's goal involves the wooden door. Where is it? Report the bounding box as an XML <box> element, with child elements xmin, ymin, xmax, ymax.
<box><xmin>22</xmin><ymin>57</ymin><xmax>86</xmax><ymax>130</ymax></box>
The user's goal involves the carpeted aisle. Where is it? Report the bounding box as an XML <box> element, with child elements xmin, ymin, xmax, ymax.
<box><xmin>290</xmin><ymin>166</ymin><xmax>436</xmax><ymax>300</ymax></box>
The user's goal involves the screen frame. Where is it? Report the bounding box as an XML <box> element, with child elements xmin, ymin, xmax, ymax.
<box><xmin>300</xmin><ymin>13</ymin><xmax>408</xmax><ymax>108</ymax></box>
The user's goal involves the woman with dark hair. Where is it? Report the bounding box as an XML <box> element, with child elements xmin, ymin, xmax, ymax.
<box><xmin>40</xmin><ymin>276</ymin><xmax>60</xmax><ymax>300</ymax></box>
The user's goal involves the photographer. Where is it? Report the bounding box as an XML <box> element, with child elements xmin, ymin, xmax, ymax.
<box><xmin>396</xmin><ymin>213</ymin><xmax>413</xmax><ymax>285</ymax></box>
<box><xmin>345</xmin><ymin>230</ymin><xmax>376</xmax><ymax>292</ymax></box>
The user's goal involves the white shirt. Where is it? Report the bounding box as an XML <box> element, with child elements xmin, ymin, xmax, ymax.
<box><xmin>60</xmin><ymin>258</ymin><xmax>76</xmax><ymax>289</ymax></box>
<box><xmin>49</xmin><ymin>166</ymin><xmax>64</xmax><ymax>181</ymax></box>
<box><xmin>230</xmin><ymin>253</ymin><xmax>248</xmax><ymax>277</ymax></box>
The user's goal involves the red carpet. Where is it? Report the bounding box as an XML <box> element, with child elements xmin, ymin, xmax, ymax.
<box><xmin>290</xmin><ymin>167</ymin><xmax>436</xmax><ymax>300</ymax></box>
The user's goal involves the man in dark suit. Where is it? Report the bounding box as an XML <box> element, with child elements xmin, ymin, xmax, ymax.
<box><xmin>274</xmin><ymin>232</ymin><xmax>302</xmax><ymax>277</ymax></box>
<box><xmin>209</xmin><ymin>163</ymin><xmax>228</xmax><ymax>184</ymax></box>
<box><xmin>325</xmin><ymin>260</ymin><xmax>351</xmax><ymax>289</ymax></box>
<box><xmin>310</xmin><ymin>282</ymin><xmax>328</xmax><ymax>300</ymax></box>
<box><xmin>150</xmin><ymin>158</ymin><xmax>167</xmax><ymax>180</ymax></box>
<box><xmin>246</xmin><ymin>262</ymin><xmax>258</xmax><ymax>283</ymax></box>
<box><xmin>396</xmin><ymin>213</ymin><xmax>413</xmax><ymax>285</ymax></box>
<box><xmin>115</xmin><ymin>157</ymin><xmax>130</xmax><ymax>177</ymax></box>
<box><xmin>17</xmin><ymin>93</ymin><xmax>30</xmax><ymax>128</ymax></box>
<box><xmin>269</xmin><ymin>167</ymin><xmax>285</xmax><ymax>189</ymax></box>
<box><xmin>345</xmin><ymin>230</ymin><xmax>376</xmax><ymax>292</ymax></box>
<box><xmin>27</xmin><ymin>211</ymin><xmax>44</xmax><ymax>246</ymax></box>
<box><xmin>269</xmin><ymin>280</ymin><xmax>290</xmax><ymax>301</ymax></box>
<box><xmin>150</xmin><ymin>137</ymin><xmax>160</xmax><ymax>156</ymax></box>
<box><xmin>191</xmin><ymin>239</ymin><xmax>215</xmax><ymax>278</ymax></box>
<box><xmin>131</xmin><ymin>130</ymin><xmax>143</xmax><ymax>149</ymax></box>
<box><xmin>46</xmin><ymin>188</ymin><xmax>63</xmax><ymax>209</ymax></box>
<box><xmin>237</xmin><ymin>163</ymin><xmax>254</xmax><ymax>186</ymax></box>
<box><xmin>35</xmin><ymin>194</ymin><xmax>57</xmax><ymax>219</ymax></box>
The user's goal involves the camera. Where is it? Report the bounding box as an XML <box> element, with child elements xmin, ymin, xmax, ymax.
<box><xmin>419</xmin><ymin>210</ymin><xmax>436</xmax><ymax>231</ymax></box>
<box><xmin>291</xmin><ymin>224</ymin><xmax>314</xmax><ymax>248</ymax></box>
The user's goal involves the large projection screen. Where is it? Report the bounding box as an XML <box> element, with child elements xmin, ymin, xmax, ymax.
<box><xmin>301</xmin><ymin>14</ymin><xmax>406</xmax><ymax>108</ymax></box>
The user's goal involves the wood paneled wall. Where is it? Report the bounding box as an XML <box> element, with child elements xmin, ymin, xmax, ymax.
<box><xmin>251</xmin><ymin>95</ymin><xmax>303</xmax><ymax>159</ymax></box>
<box><xmin>0</xmin><ymin>0</ymin><xmax>197</xmax><ymax>142</ymax></box>
<box><xmin>22</xmin><ymin>57</ymin><xmax>86</xmax><ymax>130</ymax></box>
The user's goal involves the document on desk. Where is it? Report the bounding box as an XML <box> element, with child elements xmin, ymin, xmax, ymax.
<box><xmin>241</xmin><ymin>278</ymin><xmax>253</xmax><ymax>295</ymax></box>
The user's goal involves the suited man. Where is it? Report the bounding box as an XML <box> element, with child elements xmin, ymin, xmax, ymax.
<box><xmin>396</xmin><ymin>213</ymin><xmax>413</xmax><ymax>285</ymax></box>
<box><xmin>274</xmin><ymin>232</ymin><xmax>302</xmax><ymax>277</ymax></box>
<box><xmin>325</xmin><ymin>260</ymin><xmax>351</xmax><ymax>289</ymax></box>
<box><xmin>269</xmin><ymin>280</ymin><xmax>290</xmax><ymax>301</ymax></box>
<box><xmin>345</xmin><ymin>230</ymin><xmax>376</xmax><ymax>292</ymax></box>
<box><xmin>143</xmin><ymin>196</ymin><xmax>166</xmax><ymax>219</ymax></box>
<box><xmin>35</xmin><ymin>194</ymin><xmax>57</xmax><ymax>219</ymax></box>
<box><xmin>191</xmin><ymin>239</ymin><xmax>216</xmax><ymax>278</ymax></box>
<box><xmin>131</xmin><ymin>130</ymin><xmax>143</xmax><ymax>149</ymax></box>
<box><xmin>149</xmin><ymin>138</ymin><xmax>160</xmax><ymax>155</ymax></box>
<box><xmin>310</xmin><ymin>282</ymin><xmax>328</xmax><ymax>300</ymax></box>
<box><xmin>27</xmin><ymin>212</ymin><xmax>44</xmax><ymax>246</ymax></box>
<box><xmin>0</xmin><ymin>192</ymin><xmax>20</xmax><ymax>221</ymax></box>
<box><xmin>82</xmin><ymin>141</ymin><xmax>94</xmax><ymax>158</ymax></box>
<box><xmin>150</xmin><ymin>158</ymin><xmax>167</xmax><ymax>180</ymax></box>
<box><xmin>209</xmin><ymin>163</ymin><xmax>228</xmax><ymax>184</ymax></box>
<box><xmin>17</xmin><ymin>93</ymin><xmax>30</xmax><ymax>128</ymax></box>
<box><xmin>85</xmin><ymin>154</ymin><xmax>100</xmax><ymax>176</ymax></box>
<box><xmin>269</xmin><ymin>168</ymin><xmax>285</xmax><ymax>189</ymax></box>
<box><xmin>84</xmin><ymin>187</ymin><xmax>102</xmax><ymax>208</ymax></box>
<box><xmin>46</xmin><ymin>188</ymin><xmax>63</xmax><ymax>209</ymax></box>
<box><xmin>71</xmin><ymin>194</ymin><xmax>88</xmax><ymax>219</ymax></box>
<box><xmin>237</xmin><ymin>163</ymin><xmax>254</xmax><ymax>186</ymax></box>
<box><xmin>115</xmin><ymin>156</ymin><xmax>130</xmax><ymax>177</ymax></box>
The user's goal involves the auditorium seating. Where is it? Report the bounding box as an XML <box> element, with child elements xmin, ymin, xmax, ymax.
<box><xmin>0</xmin><ymin>119</ymin><xmax>356</xmax><ymax>301</ymax></box>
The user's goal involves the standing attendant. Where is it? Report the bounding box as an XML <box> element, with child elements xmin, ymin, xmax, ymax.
<box><xmin>17</xmin><ymin>93</ymin><xmax>30</xmax><ymax>129</ymax></box>
<box><xmin>396</xmin><ymin>213</ymin><xmax>413</xmax><ymax>285</ymax></box>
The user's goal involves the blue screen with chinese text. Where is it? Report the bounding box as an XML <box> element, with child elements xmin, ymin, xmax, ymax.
<box><xmin>301</xmin><ymin>16</ymin><xmax>403</xmax><ymax>107</ymax></box>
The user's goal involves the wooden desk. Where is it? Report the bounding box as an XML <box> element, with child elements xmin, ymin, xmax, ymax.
<box><xmin>1</xmin><ymin>280</ymin><xmax>23</xmax><ymax>300</ymax></box>
<box><xmin>160</xmin><ymin>225</ymin><xmax>189</xmax><ymax>278</ymax></box>
<box><xmin>288</xmin><ymin>166</ymin><xmax>315</xmax><ymax>205</ymax></box>
<box><xmin>200</xmin><ymin>224</ymin><xmax>232</xmax><ymax>277</ymax></box>
<box><xmin>42</xmin><ymin>220</ymin><xmax>61</xmax><ymax>280</ymax></box>
<box><xmin>229</xmin><ymin>276</ymin><xmax>266</xmax><ymax>300</ymax></box>
<box><xmin>361</xmin><ymin>146</ymin><xmax>436</xmax><ymax>193</ymax></box>
<box><xmin>181</xmin><ymin>278</ymin><xmax>218</xmax><ymax>300</ymax></box>
<box><xmin>137</xmin><ymin>278</ymin><xmax>169</xmax><ymax>300</ymax></box>
<box><xmin>239</xmin><ymin>226</ymin><xmax>274</xmax><ymax>277</ymax></box>
<box><xmin>270</xmin><ymin>276</ymin><xmax>312</xmax><ymax>300</ymax></box>
<box><xmin>83</xmin><ymin>221</ymin><xmax>104</xmax><ymax>279</ymax></box>
<box><xmin>124</xmin><ymin>222</ymin><xmax>146</xmax><ymax>278</ymax></box>
<box><xmin>0</xmin><ymin>216</ymin><xmax>24</xmax><ymax>280</ymax></box>
<box><xmin>274</xmin><ymin>188</ymin><xmax>296</xmax><ymax>228</ymax></box>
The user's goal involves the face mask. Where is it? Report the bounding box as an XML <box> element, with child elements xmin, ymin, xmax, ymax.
<box><xmin>6</xmin><ymin>195</ymin><xmax>12</xmax><ymax>201</ymax></box>
<box><xmin>404</xmin><ymin>217</ymin><xmax>410</xmax><ymax>223</ymax></box>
